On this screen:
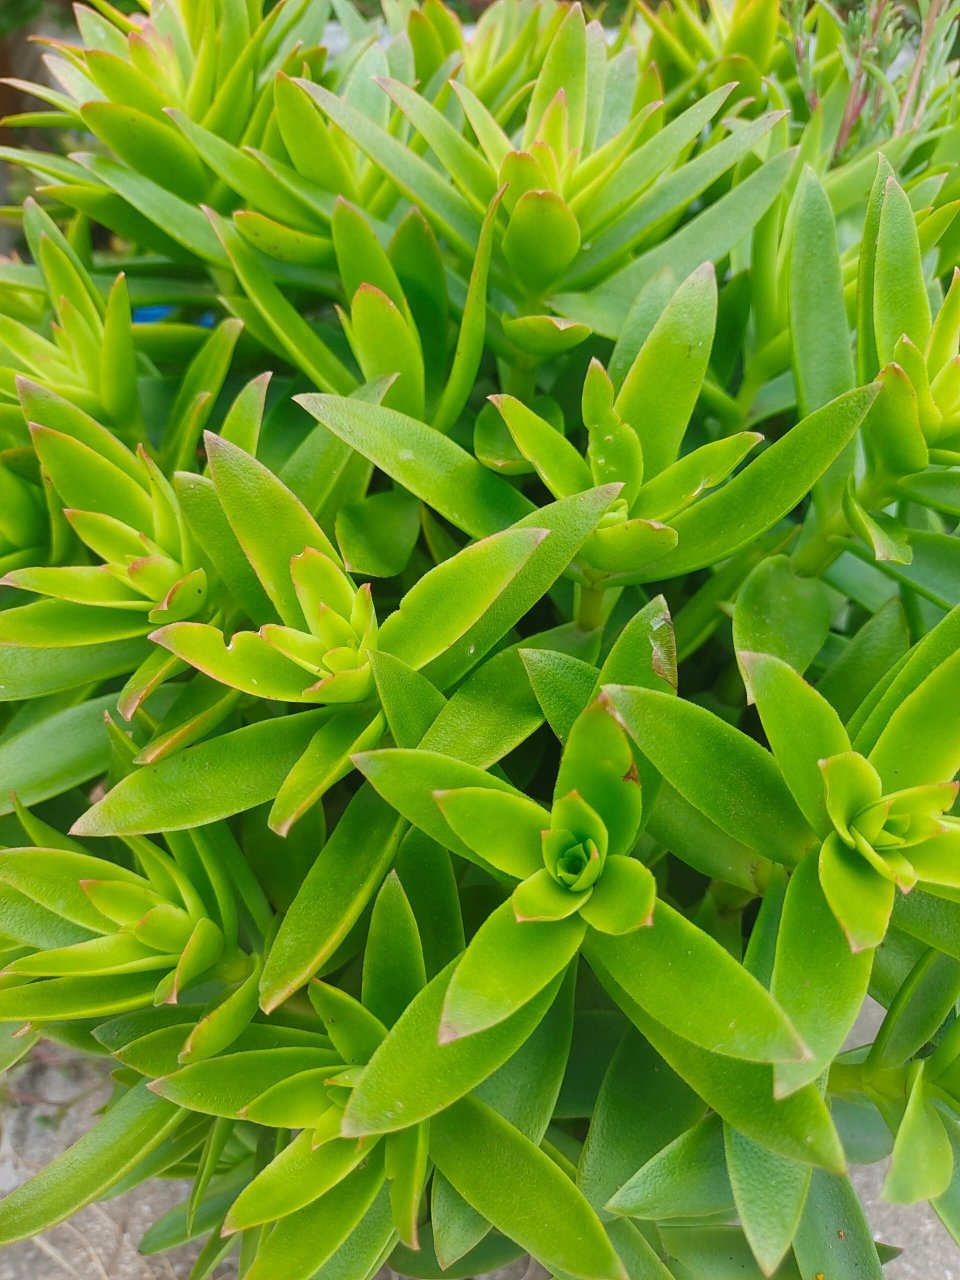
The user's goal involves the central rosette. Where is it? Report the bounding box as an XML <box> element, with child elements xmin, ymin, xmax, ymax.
<box><xmin>541</xmin><ymin>792</ymin><xmax>608</xmax><ymax>893</ymax></box>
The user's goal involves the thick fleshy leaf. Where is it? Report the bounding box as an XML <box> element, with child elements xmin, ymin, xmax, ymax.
<box><xmin>205</xmin><ymin>433</ymin><xmax>340</xmax><ymax>628</ymax></box>
<box><xmin>793</xmin><ymin>1171</ymin><xmax>883</xmax><ymax>1279</ymax></box>
<box><xmin>342</xmin><ymin>962</ymin><xmax>563</xmax><ymax>1136</ymax></box>
<box><xmin>513</xmin><ymin>869</ymin><xmax>590</xmax><ymax>922</ymax></box>
<box><xmin>430</xmin><ymin>1097</ymin><xmax>625</xmax><ymax>1280</ymax></box>
<box><xmin>347</xmin><ymin>284</ymin><xmax>425</xmax><ymax>418</ymax></box>
<box><xmin>587</xmin><ymin>950</ymin><xmax>845</xmax><ymax>1172</ymax></box>
<box><xmin>492</xmin><ymin>395</ymin><xmax>592</xmax><ymax>500</ymax></box>
<box><xmin>579</xmin><ymin>1026</ymin><xmax>703</xmax><ymax>1218</ymax></box>
<box><xmin>436</xmin><ymin>787</ymin><xmax>547</xmax><ymax>880</ymax></box>
<box><xmin>583</xmin><ymin>515</ymin><xmax>676</xmax><ymax>580</ymax></box>
<box><xmin>433</xmin><ymin>969</ymin><xmax>574</xmax><ymax>1263</ymax></box>
<box><xmin>72</xmin><ymin>711</ymin><xmax>326</xmax><ymax>835</ymax></box>
<box><xmin>210</xmin><ymin>212</ymin><xmax>354</xmax><ymax>394</ymax></box>
<box><xmin>615</xmin><ymin>264</ymin><xmax>717</xmax><ymax>478</ymax></box>
<box><xmin>296</xmin><ymin>394</ymin><xmax>531</xmax><ymax>539</ymax></box>
<box><xmin>631</xmin><ymin>432</ymin><xmax>762</xmax><ymax>523</ymax></box>
<box><xmin>259</xmin><ymin>786</ymin><xmax>405</xmax><ymax>1011</ymax></box>
<box><xmin>556</xmin><ymin>700</ymin><xmax>642</xmax><ymax>855</ymax></box>
<box><xmin>179</xmin><ymin>955</ymin><xmax>262</xmax><ymax>1064</ymax></box>
<box><xmin>151</xmin><ymin>623</ymin><xmax>318</xmax><ymax>701</ymax></box>
<box><xmin>579</xmin><ymin>857</ymin><xmax>655</xmax><ymax>935</ymax></box>
<box><xmin>0</xmin><ymin>972</ymin><xmax>159</xmax><ymax>1021</ymax></box>
<box><xmin>424</xmin><ymin>487</ymin><xmax>620</xmax><ymax>690</ymax></box>
<box><xmin>608</xmin><ymin>1115</ymin><xmax>733</xmax><ymax>1219</ymax></box>
<box><xmin>368</xmin><ymin>650</ymin><xmax>445</xmax><ymax>750</ymax></box>
<box><xmin>175</xmin><ymin>470</ymin><xmax>276</xmax><ymax>624</ymax></box>
<box><xmin>420</xmin><ymin>637</ymin><xmax>549</xmax><ymax>767</ymax></box>
<box><xmin>583</xmin><ymin>359</ymin><xmax>644</xmax><ymax>507</ymax></box>
<box><xmin>502</xmin><ymin>314</ymin><xmax>591</xmax><ymax>358</ymax></box>
<box><xmin>874</xmin><ymin>176</ymin><xmax>931</xmax><ymax>365</ymax></box>
<box><xmin>379</xmin><ymin>528</ymin><xmax>545</xmax><ymax>669</ymax></box>
<box><xmin>743</xmin><ymin>652</ymin><xmax>849</xmax><ymax>837</ymax></box>
<box><xmin>30</xmin><ymin>426</ymin><xmax>151</xmax><ymax>530</ymax></box>
<box><xmin>432</xmin><ymin>184</ymin><xmax>504</xmax><ymax>434</ymax></box>
<box><xmin>883</xmin><ymin>1063</ymin><xmax>953</xmax><ymax>1204</ymax></box>
<box><xmin>820</xmin><ymin>753</ymin><xmax>883</xmax><ymax>839</ymax></box>
<box><xmin>586</xmin><ymin>901</ymin><xmax>808</xmax><ymax>1064</ymax></box>
<box><xmin>633</xmin><ymin>387</ymin><xmax>878</xmax><ymax>579</ymax></box>
<box><xmin>150</xmin><ymin>1048</ymin><xmax>337</xmax><ymax>1118</ymax></box>
<box><xmin>223</xmin><ymin>1128</ymin><xmax>368</xmax><ymax>1233</ymax></box>
<box><xmin>871</xmin><ymin>949</ymin><xmax>960</xmax><ymax>1071</ymax></box>
<box><xmin>268</xmin><ymin>706</ymin><xmax>383</xmax><ymax>836</ymax></box>
<box><xmin>606</xmin><ymin>685</ymin><xmax>814</xmax><ymax>862</ymax></box>
<box><xmin>734</xmin><ymin>557</ymin><xmax>834</xmax><ymax>689</ymax></box>
<box><xmin>789</xmin><ymin>167</ymin><xmax>854</xmax><ymax>415</ymax></box>
<box><xmin>362</xmin><ymin>872</ymin><xmax>426</xmax><ymax>1028</ymax></box>
<box><xmin>521</xmin><ymin>649</ymin><xmax>602</xmax><ymax>742</ymax></box>
<box><xmin>862</xmin><ymin>362</ymin><xmax>928</xmax><ymax>479</ymax></box>
<box><xmin>440</xmin><ymin>899</ymin><xmax>584</xmax><ymax>1039</ymax></box>
<box><xmin>309</xmin><ymin>982</ymin><xmax>387</xmax><ymax>1064</ymax></box>
<box><xmin>907</xmin><ymin>829</ymin><xmax>960</xmax><ymax>889</ymax></box>
<box><xmin>818</xmin><ymin>833</ymin><xmax>895</xmax><ymax>952</ymax></box>
<box><xmin>336</xmin><ymin>489</ymin><xmax>421</xmax><ymax>579</ymax></box>
<box><xmin>395</xmin><ymin>828</ymin><xmax>465</xmax><ymax>981</ymax></box>
<box><xmin>296</xmin><ymin>80</ymin><xmax>481</xmax><ymax>255</ymax></box>
<box><xmin>0</xmin><ymin>1084</ymin><xmax>183</xmax><ymax>1244</ymax></box>
<box><xmin>868</xmin><ymin>647</ymin><xmax>960</xmax><ymax>791</ymax></box>
<box><xmin>816</xmin><ymin>597</ymin><xmax>909</xmax><ymax>723</ymax></box>
<box><xmin>0</xmin><ymin>693</ymin><xmax>114</xmax><ymax>815</ymax></box>
<box><xmin>851</xmin><ymin>605</ymin><xmax>960</xmax><ymax>752</ymax></box>
<box><xmin>600</xmin><ymin>595</ymin><xmax>677</xmax><ymax>693</ymax></box>
<box><xmin>0</xmin><ymin>848</ymin><xmax>132</xmax><ymax>931</ymax></box>
<box><xmin>243</xmin><ymin>1150</ymin><xmax>387</xmax><ymax>1280</ymax></box>
<box><xmin>771</xmin><ymin>854</ymin><xmax>873</xmax><ymax>1097</ymax></box>
<box><xmin>503</xmin><ymin>191</ymin><xmax>581</xmax><ymax>295</ymax></box>
<box><xmin>724</xmin><ymin>1125</ymin><xmax>810</xmax><ymax>1275</ymax></box>
<box><xmin>659</xmin><ymin>1223</ymin><xmax>799</xmax><ymax>1279</ymax></box>
<box><xmin>557</xmin><ymin>149</ymin><xmax>796</xmax><ymax>339</ymax></box>
<box><xmin>356</xmin><ymin>748</ymin><xmax>526</xmax><ymax>866</ymax></box>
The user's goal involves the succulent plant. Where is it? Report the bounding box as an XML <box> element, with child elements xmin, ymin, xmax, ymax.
<box><xmin>1</xmin><ymin>1</ymin><xmax>960</xmax><ymax>1278</ymax></box>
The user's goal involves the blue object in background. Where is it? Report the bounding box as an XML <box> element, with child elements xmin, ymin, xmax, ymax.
<box><xmin>132</xmin><ymin>304</ymin><xmax>176</xmax><ymax>324</ymax></box>
<box><xmin>132</xmin><ymin>306</ymin><xmax>218</xmax><ymax>328</ymax></box>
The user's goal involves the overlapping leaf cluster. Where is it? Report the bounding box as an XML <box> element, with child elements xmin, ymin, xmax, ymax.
<box><xmin>1</xmin><ymin>0</ymin><xmax>960</xmax><ymax>1276</ymax></box>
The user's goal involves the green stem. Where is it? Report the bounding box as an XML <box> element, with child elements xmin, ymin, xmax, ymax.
<box><xmin>576</xmin><ymin>583</ymin><xmax>606</xmax><ymax>631</ymax></box>
<box><xmin>501</xmin><ymin>355</ymin><xmax>538</xmax><ymax>402</ymax></box>
<box><xmin>790</xmin><ymin>475</ymin><xmax>889</xmax><ymax>578</ymax></box>
<box><xmin>789</xmin><ymin>509</ymin><xmax>849</xmax><ymax>577</ymax></box>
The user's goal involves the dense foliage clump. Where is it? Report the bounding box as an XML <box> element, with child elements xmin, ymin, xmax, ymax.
<box><xmin>1</xmin><ymin>0</ymin><xmax>960</xmax><ymax>1275</ymax></box>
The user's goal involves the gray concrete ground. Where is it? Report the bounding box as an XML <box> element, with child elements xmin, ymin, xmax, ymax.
<box><xmin>845</xmin><ymin>1001</ymin><xmax>959</xmax><ymax>1280</ymax></box>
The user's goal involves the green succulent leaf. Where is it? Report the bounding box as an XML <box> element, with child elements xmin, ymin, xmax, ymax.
<box><xmin>342</xmin><ymin>962</ymin><xmax>564</xmax><ymax>1136</ymax></box>
<box><xmin>606</xmin><ymin>685</ymin><xmax>815</xmax><ymax>862</ymax></box>
<box><xmin>0</xmin><ymin>1084</ymin><xmax>183</xmax><ymax>1244</ymax></box>
<box><xmin>430</xmin><ymin>1097</ymin><xmax>626</xmax><ymax>1280</ymax></box>
<box><xmin>634</xmin><ymin>386</ymin><xmax>879</xmax><ymax>579</ymax></box>
<box><xmin>72</xmin><ymin>711</ymin><xmax>327</xmax><ymax>836</ymax></box>
<box><xmin>440</xmin><ymin>899</ymin><xmax>584</xmax><ymax>1040</ymax></box>
<box><xmin>260</xmin><ymin>786</ymin><xmax>405</xmax><ymax>1010</ymax></box>
<box><xmin>724</xmin><ymin>1124</ymin><xmax>810</xmax><ymax>1275</ymax></box>
<box><xmin>586</xmin><ymin>901</ymin><xmax>808</xmax><ymax>1065</ymax></box>
<box><xmin>793</xmin><ymin>1171</ymin><xmax>883</xmax><ymax>1280</ymax></box>
<box><xmin>883</xmin><ymin>1062</ymin><xmax>954</xmax><ymax>1204</ymax></box>
<box><xmin>771</xmin><ymin>854</ymin><xmax>872</xmax><ymax>1096</ymax></box>
<box><xmin>588</xmin><ymin>949</ymin><xmax>845</xmax><ymax>1172</ymax></box>
<box><xmin>608</xmin><ymin>1114</ymin><xmax>733</xmax><ymax>1219</ymax></box>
